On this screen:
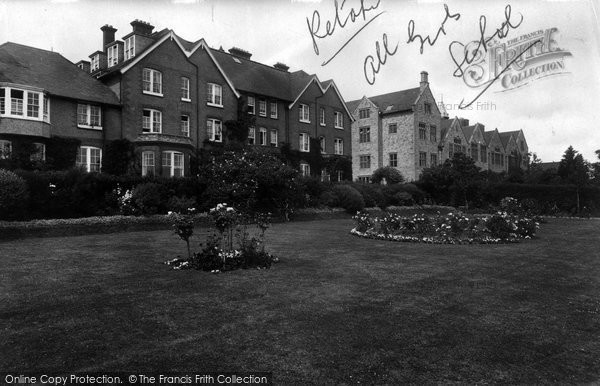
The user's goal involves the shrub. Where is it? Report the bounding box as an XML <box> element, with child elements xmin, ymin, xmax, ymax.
<box><xmin>319</xmin><ymin>190</ymin><xmax>339</xmax><ymax>207</ymax></box>
<box><xmin>0</xmin><ymin>169</ymin><xmax>29</xmax><ymax>220</ymax></box>
<box><xmin>332</xmin><ymin>184</ymin><xmax>365</xmax><ymax>213</ymax></box>
<box><xmin>372</xmin><ymin>166</ymin><xmax>405</xmax><ymax>184</ymax></box>
<box><xmin>352</xmin><ymin>183</ymin><xmax>386</xmax><ymax>208</ymax></box>
<box><xmin>167</xmin><ymin>196</ymin><xmax>197</xmax><ymax>213</ymax></box>
<box><xmin>485</xmin><ymin>213</ymin><xmax>514</xmax><ymax>239</ymax></box>
<box><xmin>131</xmin><ymin>182</ymin><xmax>165</xmax><ymax>215</ymax></box>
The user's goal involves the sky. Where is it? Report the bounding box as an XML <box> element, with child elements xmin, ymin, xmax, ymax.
<box><xmin>1</xmin><ymin>0</ymin><xmax>599</xmax><ymax>162</ymax></box>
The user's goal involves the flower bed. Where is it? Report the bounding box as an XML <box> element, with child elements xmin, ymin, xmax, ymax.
<box><xmin>351</xmin><ymin>209</ymin><xmax>539</xmax><ymax>244</ymax></box>
<box><xmin>165</xmin><ymin>204</ymin><xmax>278</xmax><ymax>273</ymax></box>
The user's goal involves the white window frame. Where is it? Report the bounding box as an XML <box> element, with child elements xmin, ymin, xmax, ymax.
<box><xmin>0</xmin><ymin>140</ymin><xmax>12</xmax><ymax>159</ymax></box>
<box><xmin>181</xmin><ymin>77</ymin><xmax>191</xmax><ymax>102</ymax></box>
<box><xmin>259</xmin><ymin>100</ymin><xmax>267</xmax><ymax>117</ymax></box>
<box><xmin>270</xmin><ymin>101</ymin><xmax>278</xmax><ymax>119</ymax></box>
<box><xmin>76</xmin><ymin>146</ymin><xmax>102</xmax><ymax>172</ymax></box>
<box><xmin>206</xmin><ymin>83</ymin><xmax>223</xmax><ymax>107</ymax></box>
<box><xmin>142</xmin><ymin>68</ymin><xmax>163</xmax><ymax>96</ymax></box>
<box><xmin>107</xmin><ymin>45</ymin><xmax>119</xmax><ymax>67</ymax></box>
<box><xmin>300</xmin><ymin>162</ymin><xmax>310</xmax><ymax>177</ymax></box>
<box><xmin>270</xmin><ymin>129</ymin><xmax>278</xmax><ymax>147</ymax></box>
<box><xmin>207</xmin><ymin>118</ymin><xmax>222</xmax><ymax>142</ymax></box>
<box><xmin>142</xmin><ymin>151</ymin><xmax>155</xmax><ymax>176</ymax></box>
<box><xmin>320</xmin><ymin>107</ymin><xmax>326</xmax><ymax>126</ymax></box>
<box><xmin>258</xmin><ymin>127</ymin><xmax>267</xmax><ymax>146</ymax></box>
<box><xmin>162</xmin><ymin>151</ymin><xmax>184</xmax><ymax>177</ymax></box>
<box><xmin>124</xmin><ymin>35</ymin><xmax>135</xmax><ymax>60</ymax></box>
<box><xmin>334</xmin><ymin>111</ymin><xmax>344</xmax><ymax>129</ymax></box>
<box><xmin>247</xmin><ymin>96</ymin><xmax>255</xmax><ymax>115</ymax></box>
<box><xmin>299</xmin><ymin>104</ymin><xmax>310</xmax><ymax>123</ymax></box>
<box><xmin>90</xmin><ymin>55</ymin><xmax>99</xmax><ymax>72</ymax></box>
<box><xmin>248</xmin><ymin>126</ymin><xmax>255</xmax><ymax>145</ymax></box>
<box><xmin>0</xmin><ymin>87</ymin><xmax>48</xmax><ymax>122</ymax></box>
<box><xmin>299</xmin><ymin>133</ymin><xmax>310</xmax><ymax>152</ymax></box>
<box><xmin>334</xmin><ymin>138</ymin><xmax>343</xmax><ymax>155</ymax></box>
<box><xmin>77</xmin><ymin>103</ymin><xmax>102</xmax><ymax>129</ymax></box>
<box><xmin>142</xmin><ymin>109</ymin><xmax>162</xmax><ymax>133</ymax></box>
<box><xmin>181</xmin><ymin>115</ymin><xmax>190</xmax><ymax>137</ymax></box>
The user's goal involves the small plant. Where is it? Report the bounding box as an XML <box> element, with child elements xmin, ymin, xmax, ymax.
<box><xmin>168</xmin><ymin>208</ymin><xmax>195</xmax><ymax>260</ymax></box>
<box><xmin>208</xmin><ymin>203</ymin><xmax>240</xmax><ymax>251</ymax></box>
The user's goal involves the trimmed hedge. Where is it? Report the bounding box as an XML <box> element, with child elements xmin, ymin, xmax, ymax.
<box><xmin>482</xmin><ymin>183</ymin><xmax>600</xmax><ymax>215</ymax></box>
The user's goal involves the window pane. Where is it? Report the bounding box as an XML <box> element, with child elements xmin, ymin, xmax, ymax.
<box><xmin>27</xmin><ymin>92</ymin><xmax>40</xmax><ymax>118</ymax></box>
<box><xmin>142</xmin><ymin>69</ymin><xmax>151</xmax><ymax>92</ymax></box>
<box><xmin>11</xmin><ymin>89</ymin><xmax>23</xmax><ymax>115</ymax></box>
<box><xmin>90</xmin><ymin>105</ymin><xmax>101</xmax><ymax>126</ymax></box>
<box><xmin>78</xmin><ymin>104</ymin><xmax>88</xmax><ymax>125</ymax></box>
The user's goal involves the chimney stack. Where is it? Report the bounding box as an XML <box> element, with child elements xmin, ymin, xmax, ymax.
<box><xmin>101</xmin><ymin>25</ymin><xmax>117</xmax><ymax>47</ymax></box>
<box><xmin>420</xmin><ymin>71</ymin><xmax>429</xmax><ymax>90</ymax></box>
<box><xmin>228</xmin><ymin>47</ymin><xmax>252</xmax><ymax>60</ymax></box>
<box><xmin>130</xmin><ymin>19</ymin><xmax>155</xmax><ymax>36</ymax></box>
<box><xmin>273</xmin><ymin>62</ymin><xmax>289</xmax><ymax>72</ymax></box>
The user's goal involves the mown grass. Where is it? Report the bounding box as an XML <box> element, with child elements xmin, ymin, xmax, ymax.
<box><xmin>1</xmin><ymin>218</ymin><xmax>599</xmax><ymax>384</ymax></box>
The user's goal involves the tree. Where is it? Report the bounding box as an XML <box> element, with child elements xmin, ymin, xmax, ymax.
<box><xmin>371</xmin><ymin>166</ymin><xmax>404</xmax><ymax>184</ymax></box>
<box><xmin>418</xmin><ymin>153</ymin><xmax>483</xmax><ymax>208</ymax></box>
<box><xmin>557</xmin><ymin>146</ymin><xmax>590</xmax><ymax>213</ymax></box>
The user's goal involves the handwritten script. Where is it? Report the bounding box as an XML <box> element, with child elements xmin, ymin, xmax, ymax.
<box><xmin>307</xmin><ymin>0</ymin><xmax>384</xmax><ymax>66</ymax></box>
<box><xmin>307</xmin><ymin>2</ymin><xmax>525</xmax><ymax>109</ymax></box>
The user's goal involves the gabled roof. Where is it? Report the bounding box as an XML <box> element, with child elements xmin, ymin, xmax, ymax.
<box><xmin>483</xmin><ymin>129</ymin><xmax>502</xmax><ymax>146</ymax></box>
<box><xmin>287</xmin><ymin>71</ymin><xmax>354</xmax><ymax>120</ymax></box>
<box><xmin>211</xmin><ymin>48</ymin><xmax>292</xmax><ymax>101</ymax></box>
<box><xmin>498</xmin><ymin>131</ymin><xmax>515</xmax><ymax>148</ymax></box>
<box><xmin>462</xmin><ymin>125</ymin><xmax>476</xmax><ymax>141</ymax></box>
<box><xmin>347</xmin><ymin>87</ymin><xmax>421</xmax><ymax>115</ymax></box>
<box><xmin>94</xmin><ymin>28</ymin><xmax>171</xmax><ymax>78</ymax></box>
<box><xmin>0</xmin><ymin>42</ymin><xmax>120</xmax><ymax>105</ymax></box>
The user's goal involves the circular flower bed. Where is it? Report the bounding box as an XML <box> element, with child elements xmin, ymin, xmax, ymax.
<box><xmin>351</xmin><ymin>209</ymin><xmax>539</xmax><ymax>244</ymax></box>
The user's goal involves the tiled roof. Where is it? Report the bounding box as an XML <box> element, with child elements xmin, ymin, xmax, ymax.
<box><xmin>498</xmin><ymin>131</ymin><xmax>514</xmax><ymax>148</ymax></box>
<box><xmin>348</xmin><ymin>87</ymin><xmax>421</xmax><ymax>115</ymax></box>
<box><xmin>462</xmin><ymin>125</ymin><xmax>476</xmax><ymax>141</ymax></box>
<box><xmin>539</xmin><ymin>161</ymin><xmax>560</xmax><ymax>171</ymax></box>
<box><xmin>211</xmin><ymin>48</ymin><xmax>294</xmax><ymax>101</ymax></box>
<box><xmin>0</xmin><ymin>42</ymin><xmax>120</xmax><ymax>105</ymax></box>
<box><xmin>346</xmin><ymin>99</ymin><xmax>361</xmax><ymax>114</ymax></box>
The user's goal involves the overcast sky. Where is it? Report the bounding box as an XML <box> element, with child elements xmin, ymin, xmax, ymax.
<box><xmin>1</xmin><ymin>0</ymin><xmax>599</xmax><ymax>162</ymax></box>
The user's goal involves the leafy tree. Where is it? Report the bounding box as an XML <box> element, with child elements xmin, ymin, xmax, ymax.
<box><xmin>418</xmin><ymin>153</ymin><xmax>483</xmax><ymax>209</ymax></box>
<box><xmin>557</xmin><ymin>146</ymin><xmax>590</xmax><ymax>213</ymax></box>
<box><xmin>371</xmin><ymin>166</ymin><xmax>404</xmax><ymax>184</ymax></box>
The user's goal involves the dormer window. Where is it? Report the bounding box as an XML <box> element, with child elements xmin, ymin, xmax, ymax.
<box><xmin>90</xmin><ymin>55</ymin><xmax>99</xmax><ymax>72</ymax></box>
<box><xmin>107</xmin><ymin>45</ymin><xmax>119</xmax><ymax>67</ymax></box>
<box><xmin>124</xmin><ymin>36</ymin><xmax>135</xmax><ymax>60</ymax></box>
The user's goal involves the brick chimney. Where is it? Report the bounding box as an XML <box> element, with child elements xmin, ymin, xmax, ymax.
<box><xmin>273</xmin><ymin>62</ymin><xmax>289</xmax><ymax>72</ymax></box>
<box><xmin>101</xmin><ymin>25</ymin><xmax>117</xmax><ymax>47</ymax></box>
<box><xmin>458</xmin><ymin>118</ymin><xmax>470</xmax><ymax>127</ymax></box>
<box><xmin>420</xmin><ymin>71</ymin><xmax>429</xmax><ymax>90</ymax></box>
<box><xmin>228</xmin><ymin>47</ymin><xmax>252</xmax><ymax>60</ymax></box>
<box><xmin>130</xmin><ymin>19</ymin><xmax>155</xmax><ymax>36</ymax></box>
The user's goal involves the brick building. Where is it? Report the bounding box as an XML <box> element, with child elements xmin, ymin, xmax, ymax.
<box><xmin>347</xmin><ymin>71</ymin><xmax>442</xmax><ymax>182</ymax></box>
<box><xmin>81</xmin><ymin>20</ymin><xmax>352</xmax><ymax>177</ymax></box>
<box><xmin>0</xmin><ymin>42</ymin><xmax>120</xmax><ymax>171</ymax></box>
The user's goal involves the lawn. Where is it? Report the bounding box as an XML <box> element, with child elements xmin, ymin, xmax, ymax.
<box><xmin>1</xmin><ymin>218</ymin><xmax>600</xmax><ymax>384</ymax></box>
